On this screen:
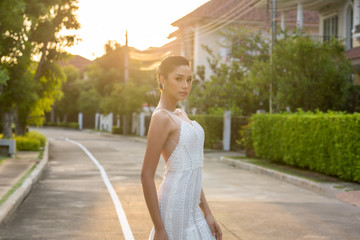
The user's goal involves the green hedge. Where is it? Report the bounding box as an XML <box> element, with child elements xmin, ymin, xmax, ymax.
<box><xmin>190</xmin><ymin>115</ymin><xmax>223</xmax><ymax>149</ymax></box>
<box><xmin>15</xmin><ymin>131</ymin><xmax>46</xmax><ymax>151</ymax></box>
<box><xmin>26</xmin><ymin>131</ymin><xmax>46</xmax><ymax>147</ymax></box>
<box><xmin>189</xmin><ymin>115</ymin><xmax>248</xmax><ymax>150</ymax></box>
<box><xmin>231</xmin><ymin>116</ymin><xmax>249</xmax><ymax>150</ymax></box>
<box><xmin>252</xmin><ymin>111</ymin><xmax>360</xmax><ymax>182</ymax></box>
<box><xmin>43</xmin><ymin>121</ymin><xmax>79</xmax><ymax>129</ymax></box>
<box><xmin>112</xmin><ymin>126</ymin><xmax>122</xmax><ymax>135</ymax></box>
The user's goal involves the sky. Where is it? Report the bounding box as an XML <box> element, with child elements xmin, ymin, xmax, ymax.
<box><xmin>64</xmin><ymin>0</ymin><xmax>209</xmax><ymax>60</ymax></box>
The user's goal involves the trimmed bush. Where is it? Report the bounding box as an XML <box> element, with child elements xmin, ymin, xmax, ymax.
<box><xmin>252</xmin><ymin>111</ymin><xmax>360</xmax><ymax>182</ymax></box>
<box><xmin>16</xmin><ymin>136</ymin><xmax>41</xmax><ymax>151</ymax></box>
<box><xmin>231</xmin><ymin>116</ymin><xmax>249</xmax><ymax>150</ymax></box>
<box><xmin>112</xmin><ymin>126</ymin><xmax>122</xmax><ymax>135</ymax></box>
<box><xmin>43</xmin><ymin>121</ymin><xmax>79</xmax><ymax>129</ymax></box>
<box><xmin>26</xmin><ymin>131</ymin><xmax>46</xmax><ymax>147</ymax></box>
<box><xmin>15</xmin><ymin>131</ymin><xmax>46</xmax><ymax>151</ymax></box>
<box><xmin>190</xmin><ymin>115</ymin><xmax>223</xmax><ymax>149</ymax></box>
<box><xmin>237</xmin><ymin>123</ymin><xmax>254</xmax><ymax>156</ymax></box>
<box><xmin>189</xmin><ymin>115</ymin><xmax>248</xmax><ymax>150</ymax></box>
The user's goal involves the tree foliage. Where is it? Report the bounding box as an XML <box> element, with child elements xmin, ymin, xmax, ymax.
<box><xmin>248</xmin><ymin>34</ymin><xmax>354</xmax><ymax>112</ymax></box>
<box><xmin>0</xmin><ymin>0</ymin><xmax>80</xmax><ymax>136</ymax></box>
<box><xmin>57</xmin><ymin>41</ymin><xmax>158</xmax><ymax>123</ymax></box>
<box><xmin>188</xmin><ymin>27</ymin><xmax>270</xmax><ymax>116</ymax></box>
<box><xmin>191</xmin><ymin>27</ymin><xmax>356</xmax><ymax>115</ymax></box>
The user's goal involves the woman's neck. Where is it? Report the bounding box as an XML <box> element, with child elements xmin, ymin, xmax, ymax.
<box><xmin>157</xmin><ymin>93</ymin><xmax>177</xmax><ymax>112</ymax></box>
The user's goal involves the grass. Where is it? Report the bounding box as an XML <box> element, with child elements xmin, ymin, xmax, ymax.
<box><xmin>38</xmin><ymin>150</ymin><xmax>44</xmax><ymax>159</ymax></box>
<box><xmin>227</xmin><ymin>156</ymin><xmax>341</xmax><ymax>183</ymax></box>
<box><xmin>0</xmin><ymin>156</ymin><xmax>9</xmax><ymax>166</ymax></box>
<box><xmin>0</xmin><ymin>162</ymin><xmax>38</xmax><ymax>206</ymax></box>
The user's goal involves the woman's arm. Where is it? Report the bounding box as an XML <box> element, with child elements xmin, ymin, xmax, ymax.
<box><xmin>200</xmin><ymin>188</ymin><xmax>222</xmax><ymax>240</ymax></box>
<box><xmin>141</xmin><ymin>112</ymin><xmax>172</xmax><ymax>239</ymax></box>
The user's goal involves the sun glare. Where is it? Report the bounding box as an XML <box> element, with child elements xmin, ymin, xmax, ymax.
<box><xmin>64</xmin><ymin>0</ymin><xmax>209</xmax><ymax>60</ymax></box>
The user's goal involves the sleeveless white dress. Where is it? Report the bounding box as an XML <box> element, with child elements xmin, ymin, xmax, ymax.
<box><xmin>149</xmin><ymin>109</ymin><xmax>215</xmax><ymax>240</ymax></box>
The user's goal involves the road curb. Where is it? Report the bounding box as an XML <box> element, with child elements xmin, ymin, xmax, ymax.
<box><xmin>0</xmin><ymin>142</ymin><xmax>49</xmax><ymax>225</ymax></box>
<box><xmin>220</xmin><ymin>156</ymin><xmax>343</xmax><ymax>198</ymax></box>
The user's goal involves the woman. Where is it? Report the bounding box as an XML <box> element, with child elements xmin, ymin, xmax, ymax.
<box><xmin>141</xmin><ymin>56</ymin><xmax>222</xmax><ymax>240</ymax></box>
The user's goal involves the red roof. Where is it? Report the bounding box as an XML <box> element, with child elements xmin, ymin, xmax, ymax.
<box><xmin>60</xmin><ymin>55</ymin><xmax>92</xmax><ymax>71</ymax></box>
<box><xmin>345</xmin><ymin>47</ymin><xmax>360</xmax><ymax>60</ymax></box>
<box><xmin>171</xmin><ymin>0</ymin><xmax>319</xmax><ymax>26</ymax></box>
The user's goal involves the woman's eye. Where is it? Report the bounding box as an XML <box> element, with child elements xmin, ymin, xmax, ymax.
<box><xmin>176</xmin><ymin>77</ymin><xmax>182</xmax><ymax>81</ymax></box>
<box><xmin>187</xmin><ymin>79</ymin><xmax>192</xmax><ymax>83</ymax></box>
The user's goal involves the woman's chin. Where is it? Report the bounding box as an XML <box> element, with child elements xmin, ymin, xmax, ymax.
<box><xmin>177</xmin><ymin>96</ymin><xmax>188</xmax><ymax>102</ymax></box>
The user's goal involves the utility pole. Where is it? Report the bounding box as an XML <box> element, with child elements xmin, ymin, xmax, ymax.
<box><xmin>122</xmin><ymin>30</ymin><xmax>130</xmax><ymax>134</ymax></box>
<box><xmin>269</xmin><ymin>0</ymin><xmax>276</xmax><ymax>114</ymax></box>
<box><xmin>124</xmin><ymin>30</ymin><xmax>129</xmax><ymax>85</ymax></box>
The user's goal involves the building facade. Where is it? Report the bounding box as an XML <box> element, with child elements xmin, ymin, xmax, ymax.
<box><xmin>169</xmin><ymin>0</ymin><xmax>319</xmax><ymax>80</ymax></box>
<box><xmin>257</xmin><ymin>0</ymin><xmax>360</xmax><ymax>85</ymax></box>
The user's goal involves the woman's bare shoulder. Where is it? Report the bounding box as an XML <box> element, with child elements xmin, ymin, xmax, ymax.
<box><xmin>150</xmin><ymin>109</ymin><xmax>171</xmax><ymax>126</ymax></box>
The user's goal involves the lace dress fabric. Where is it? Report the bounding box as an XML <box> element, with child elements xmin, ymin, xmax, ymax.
<box><xmin>149</xmin><ymin>108</ymin><xmax>215</xmax><ymax>240</ymax></box>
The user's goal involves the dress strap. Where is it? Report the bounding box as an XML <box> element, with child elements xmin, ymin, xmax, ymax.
<box><xmin>154</xmin><ymin>108</ymin><xmax>180</xmax><ymax>123</ymax></box>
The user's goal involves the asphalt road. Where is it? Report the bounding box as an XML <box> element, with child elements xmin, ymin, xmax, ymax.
<box><xmin>0</xmin><ymin>127</ymin><xmax>359</xmax><ymax>240</ymax></box>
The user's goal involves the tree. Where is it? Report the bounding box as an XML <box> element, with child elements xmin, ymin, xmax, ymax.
<box><xmin>0</xmin><ymin>0</ymin><xmax>80</xmax><ymax>136</ymax></box>
<box><xmin>55</xmin><ymin>65</ymin><xmax>81</xmax><ymax>122</ymax></box>
<box><xmin>188</xmin><ymin>27</ymin><xmax>270</xmax><ymax>116</ymax></box>
<box><xmin>248</xmin><ymin>34</ymin><xmax>353</xmax><ymax>112</ymax></box>
<box><xmin>0</xmin><ymin>0</ymin><xmax>28</xmax><ymax>137</ymax></box>
<box><xmin>192</xmin><ymin>27</ymin><xmax>354</xmax><ymax>115</ymax></box>
<box><xmin>86</xmin><ymin>41</ymin><xmax>157</xmax><ymax>121</ymax></box>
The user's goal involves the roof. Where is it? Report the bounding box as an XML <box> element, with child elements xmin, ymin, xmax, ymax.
<box><xmin>60</xmin><ymin>55</ymin><xmax>92</xmax><ymax>71</ymax></box>
<box><xmin>171</xmin><ymin>0</ymin><xmax>319</xmax><ymax>27</ymax></box>
<box><xmin>345</xmin><ymin>47</ymin><xmax>360</xmax><ymax>60</ymax></box>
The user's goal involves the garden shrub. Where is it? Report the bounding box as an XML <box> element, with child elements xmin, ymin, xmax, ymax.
<box><xmin>26</xmin><ymin>131</ymin><xmax>46</xmax><ymax>147</ymax></box>
<box><xmin>237</xmin><ymin>122</ymin><xmax>254</xmax><ymax>156</ymax></box>
<box><xmin>16</xmin><ymin>136</ymin><xmax>41</xmax><ymax>151</ymax></box>
<box><xmin>15</xmin><ymin>131</ymin><xmax>46</xmax><ymax>151</ymax></box>
<box><xmin>251</xmin><ymin>111</ymin><xmax>360</xmax><ymax>182</ymax></box>
<box><xmin>43</xmin><ymin>121</ymin><xmax>79</xmax><ymax>129</ymax></box>
<box><xmin>231</xmin><ymin>116</ymin><xmax>249</xmax><ymax>150</ymax></box>
<box><xmin>112</xmin><ymin>126</ymin><xmax>122</xmax><ymax>134</ymax></box>
<box><xmin>190</xmin><ymin>115</ymin><xmax>223</xmax><ymax>149</ymax></box>
<box><xmin>189</xmin><ymin>114</ymin><xmax>248</xmax><ymax>150</ymax></box>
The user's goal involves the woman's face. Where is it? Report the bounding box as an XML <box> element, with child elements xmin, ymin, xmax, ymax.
<box><xmin>162</xmin><ymin>65</ymin><xmax>192</xmax><ymax>102</ymax></box>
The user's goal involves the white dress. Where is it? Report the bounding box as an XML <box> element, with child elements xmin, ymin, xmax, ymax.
<box><xmin>149</xmin><ymin>108</ymin><xmax>215</xmax><ymax>240</ymax></box>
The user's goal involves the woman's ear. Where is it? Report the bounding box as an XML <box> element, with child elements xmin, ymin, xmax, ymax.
<box><xmin>159</xmin><ymin>76</ymin><xmax>167</xmax><ymax>90</ymax></box>
<box><xmin>159</xmin><ymin>75</ymin><xmax>166</xmax><ymax>86</ymax></box>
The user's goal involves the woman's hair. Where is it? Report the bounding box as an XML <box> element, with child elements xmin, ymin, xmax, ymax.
<box><xmin>157</xmin><ymin>56</ymin><xmax>190</xmax><ymax>90</ymax></box>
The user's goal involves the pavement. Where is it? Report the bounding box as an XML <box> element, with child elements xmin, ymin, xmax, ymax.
<box><xmin>0</xmin><ymin>142</ymin><xmax>49</xmax><ymax>224</ymax></box>
<box><xmin>0</xmin><ymin>127</ymin><xmax>359</xmax><ymax>239</ymax></box>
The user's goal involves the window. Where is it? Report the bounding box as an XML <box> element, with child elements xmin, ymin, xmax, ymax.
<box><xmin>323</xmin><ymin>15</ymin><xmax>338</xmax><ymax>42</ymax></box>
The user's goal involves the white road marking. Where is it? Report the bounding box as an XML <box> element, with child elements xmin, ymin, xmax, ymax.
<box><xmin>65</xmin><ymin>138</ymin><xmax>134</xmax><ymax>240</ymax></box>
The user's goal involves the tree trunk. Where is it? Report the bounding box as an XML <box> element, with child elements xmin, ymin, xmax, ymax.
<box><xmin>34</xmin><ymin>41</ymin><xmax>49</xmax><ymax>82</ymax></box>
<box><xmin>2</xmin><ymin>111</ymin><xmax>13</xmax><ymax>138</ymax></box>
<box><xmin>50</xmin><ymin>105</ymin><xmax>55</xmax><ymax>122</ymax></box>
<box><xmin>14</xmin><ymin>107</ymin><xmax>28</xmax><ymax>136</ymax></box>
<box><xmin>15</xmin><ymin>121</ymin><xmax>27</xmax><ymax>136</ymax></box>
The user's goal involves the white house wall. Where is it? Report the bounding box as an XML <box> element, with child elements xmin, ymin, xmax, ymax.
<box><xmin>193</xmin><ymin>23</ymin><xmax>227</xmax><ymax>81</ymax></box>
<box><xmin>318</xmin><ymin>0</ymin><xmax>354</xmax><ymax>49</ymax></box>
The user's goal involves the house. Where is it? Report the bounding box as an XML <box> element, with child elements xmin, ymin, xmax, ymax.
<box><xmin>59</xmin><ymin>55</ymin><xmax>92</xmax><ymax>71</ymax></box>
<box><xmin>129</xmin><ymin>40</ymin><xmax>181</xmax><ymax>70</ymax></box>
<box><xmin>169</xmin><ymin>0</ymin><xmax>319</xmax><ymax>80</ymax></box>
<box><xmin>256</xmin><ymin>0</ymin><xmax>360</xmax><ymax>85</ymax></box>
